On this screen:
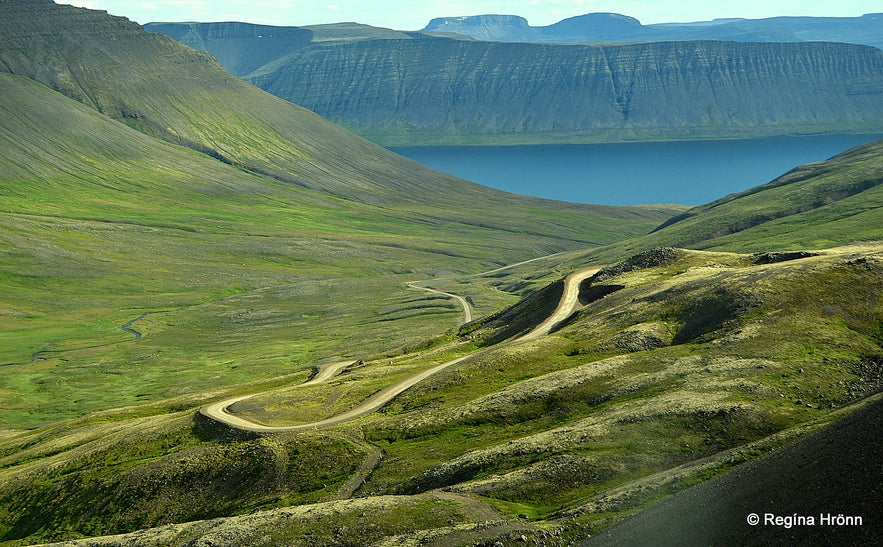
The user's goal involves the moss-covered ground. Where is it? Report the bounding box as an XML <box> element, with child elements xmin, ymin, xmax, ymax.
<box><xmin>1</xmin><ymin>245</ymin><xmax>880</xmax><ymax>546</ymax></box>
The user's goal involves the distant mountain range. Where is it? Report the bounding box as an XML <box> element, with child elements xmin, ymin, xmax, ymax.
<box><xmin>149</xmin><ymin>21</ymin><xmax>883</xmax><ymax>145</ymax></box>
<box><xmin>422</xmin><ymin>12</ymin><xmax>883</xmax><ymax>50</ymax></box>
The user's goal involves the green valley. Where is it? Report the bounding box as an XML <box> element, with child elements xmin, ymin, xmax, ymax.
<box><xmin>0</xmin><ymin>2</ymin><xmax>674</xmax><ymax>429</ymax></box>
<box><xmin>0</xmin><ymin>1</ymin><xmax>880</xmax><ymax>546</ymax></box>
<box><xmin>1</xmin><ymin>242</ymin><xmax>880</xmax><ymax>545</ymax></box>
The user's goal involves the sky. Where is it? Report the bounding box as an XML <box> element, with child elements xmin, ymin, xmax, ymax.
<box><xmin>63</xmin><ymin>1</ymin><xmax>881</xmax><ymax>30</ymax></box>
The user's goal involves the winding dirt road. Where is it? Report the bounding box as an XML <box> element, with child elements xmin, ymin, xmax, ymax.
<box><xmin>200</xmin><ymin>266</ymin><xmax>600</xmax><ymax>433</ymax></box>
<box><xmin>200</xmin><ymin>360</ymin><xmax>356</xmax><ymax>432</ymax></box>
<box><xmin>406</xmin><ymin>282</ymin><xmax>473</xmax><ymax>324</ymax></box>
<box><xmin>520</xmin><ymin>267</ymin><xmax>600</xmax><ymax>341</ymax></box>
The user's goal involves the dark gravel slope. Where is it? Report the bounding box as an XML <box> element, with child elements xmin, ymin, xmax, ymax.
<box><xmin>585</xmin><ymin>395</ymin><xmax>883</xmax><ymax>546</ymax></box>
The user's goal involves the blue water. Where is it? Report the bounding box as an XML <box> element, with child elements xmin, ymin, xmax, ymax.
<box><xmin>390</xmin><ymin>134</ymin><xmax>883</xmax><ymax>206</ymax></box>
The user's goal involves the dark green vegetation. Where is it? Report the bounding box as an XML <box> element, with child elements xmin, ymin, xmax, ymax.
<box><xmin>149</xmin><ymin>22</ymin><xmax>883</xmax><ymax>145</ymax></box>
<box><xmin>1</xmin><ymin>2</ymin><xmax>881</xmax><ymax>546</ymax></box>
<box><xmin>422</xmin><ymin>12</ymin><xmax>883</xmax><ymax>49</ymax></box>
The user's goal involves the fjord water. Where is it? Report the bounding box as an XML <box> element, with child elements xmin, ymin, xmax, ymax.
<box><xmin>391</xmin><ymin>134</ymin><xmax>883</xmax><ymax>206</ymax></box>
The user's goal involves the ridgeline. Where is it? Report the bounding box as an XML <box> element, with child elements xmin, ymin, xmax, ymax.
<box><xmin>150</xmin><ymin>22</ymin><xmax>883</xmax><ymax>145</ymax></box>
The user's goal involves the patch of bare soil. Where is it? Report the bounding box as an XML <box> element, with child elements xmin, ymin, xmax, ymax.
<box><xmin>333</xmin><ymin>436</ymin><xmax>382</xmax><ymax>500</ymax></box>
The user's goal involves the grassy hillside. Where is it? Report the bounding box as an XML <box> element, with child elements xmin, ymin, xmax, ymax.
<box><xmin>0</xmin><ymin>2</ymin><xmax>678</xmax><ymax>429</ymax></box>
<box><xmin>648</xmin><ymin>139</ymin><xmax>883</xmax><ymax>250</ymax></box>
<box><xmin>1</xmin><ymin>245</ymin><xmax>879</xmax><ymax>545</ymax></box>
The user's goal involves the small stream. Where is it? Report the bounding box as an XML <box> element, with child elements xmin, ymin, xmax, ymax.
<box><xmin>121</xmin><ymin>313</ymin><xmax>146</xmax><ymax>340</ymax></box>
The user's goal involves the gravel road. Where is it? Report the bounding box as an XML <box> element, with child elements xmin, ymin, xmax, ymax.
<box><xmin>201</xmin><ymin>266</ymin><xmax>599</xmax><ymax>433</ymax></box>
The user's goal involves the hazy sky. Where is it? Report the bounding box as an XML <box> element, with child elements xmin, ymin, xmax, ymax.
<box><xmin>64</xmin><ymin>1</ymin><xmax>881</xmax><ymax>29</ymax></box>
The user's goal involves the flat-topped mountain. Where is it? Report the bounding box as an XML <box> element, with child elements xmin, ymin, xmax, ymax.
<box><xmin>423</xmin><ymin>12</ymin><xmax>883</xmax><ymax>49</ymax></box>
<box><xmin>423</xmin><ymin>14</ymin><xmax>537</xmax><ymax>41</ymax></box>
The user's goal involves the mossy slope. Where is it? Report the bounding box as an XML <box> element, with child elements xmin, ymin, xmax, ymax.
<box><xmin>2</xmin><ymin>245</ymin><xmax>880</xmax><ymax>545</ymax></box>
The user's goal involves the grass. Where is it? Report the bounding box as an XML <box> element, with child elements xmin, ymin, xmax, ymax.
<box><xmin>1</xmin><ymin>4</ymin><xmax>882</xmax><ymax>545</ymax></box>
<box><xmin>481</xmin><ymin>497</ymin><xmax>553</xmax><ymax>521</ymax></box>
<box><xmin>0</xmin><ymin>63</ymin><xmax>674</xmax><ymax>427</ymax></box>
<box><xmin>229</xmin><ymin>363</ymin><xmax>428</xmax><ymax>426</ymax></box>
<box><xmin>352</xmin><ymin>246</ymin><xmax>882</xmax><ymax>521</ymax></box>
<box><xmin>0</xmin><ymin>246</ymin><xmax>881</xmax><ymax>546</ymax></box>
<box><xmin>0</xmin><ymin>411</ymin><xmax>371</xmax><ymax>544</ymax></box>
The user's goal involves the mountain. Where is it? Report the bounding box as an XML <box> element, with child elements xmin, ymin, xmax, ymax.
<box><xmin>1</xmin><ymin>1</ymin><xmax>443</xmax><ymax>203</ymax></box>
<box><xmin>651</xmin><ymin>14</ymin><xmax>883</xmax><ymax>48</ymax></box>
<box><xmin>174</xmin><ymin>28</ymin><xmax>883</xmax><ymax>145</ymax></box>
<box><xmin>423</xmin><ymin>12</ymin><xmax>883</xmax><ymax>49</ymax></box>
<box><xmin>143</xmin><ymin>21</ymin><xmax>414</xmax><ymax>78</ymax></box>
<box><xmin>1</xmin><ymin>2</ymin><xmax>881</xmax><ymax>546</ymax></box>
<box><xmin>0</xmin><ymin>2</ymin><xmax>677</xmax><ymax>218</ymax></box>
<box><xmin>423</xmin><ymin>14</ymin><xmax>536</xmax><ymax>42</ymax></box>
<box><xmin>540</xmin><ymin>12</ymin><xmax>650</xmax><ymax>42</ymax></box>
<box><xmin>144</xmin><ymin>21</ymin><xmax>314</xmax><ymax>77</ymax></box>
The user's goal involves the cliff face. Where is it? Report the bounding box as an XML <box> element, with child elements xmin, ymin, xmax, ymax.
<box><xmin>243</xmin><ymin>37</ymin><xmax>883</xmax><ymax>144</ymax></box>
<box><xmin>145</xmin><ymin>22</ymin><xmax>313</xmax><ymax>77</ymax></box>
